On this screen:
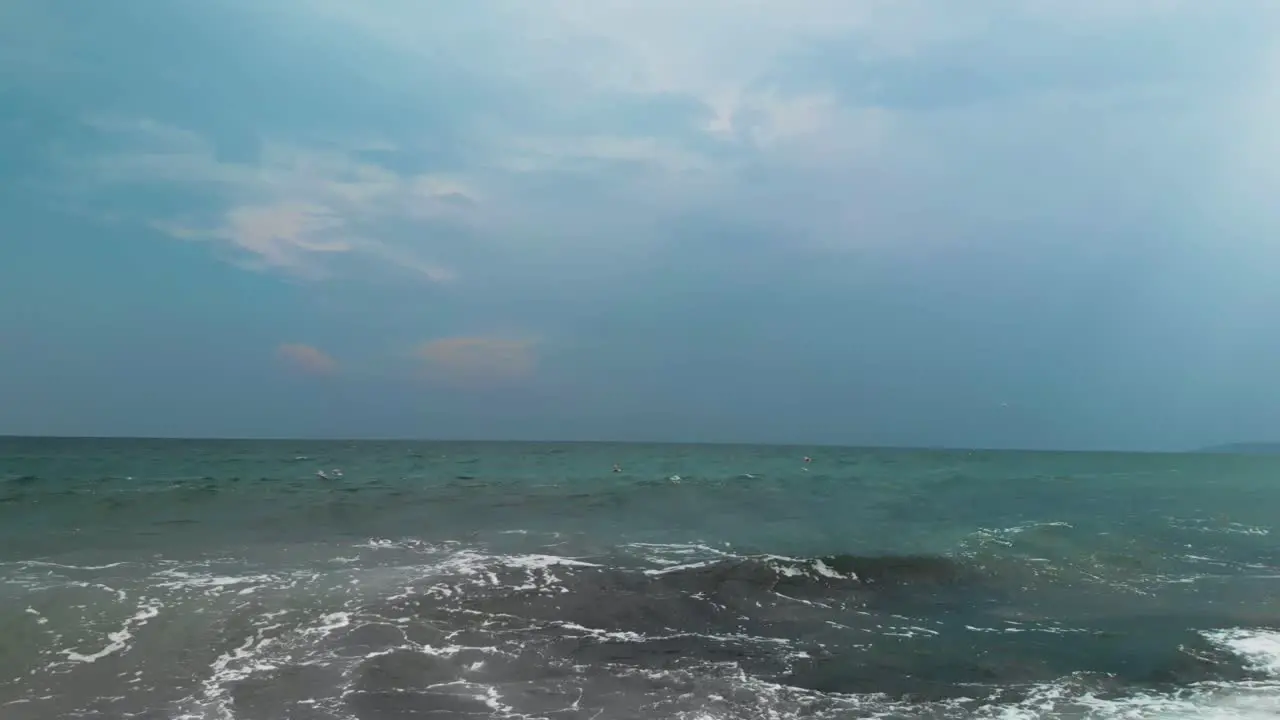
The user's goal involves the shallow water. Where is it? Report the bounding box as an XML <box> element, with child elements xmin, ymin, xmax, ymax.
<box><xmin>2</xmin><ymin>437</ymin><xmax>1279</xmax><ymax>718</ymax></box>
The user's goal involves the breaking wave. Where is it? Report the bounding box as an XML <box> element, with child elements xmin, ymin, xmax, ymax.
<box><xmin>4</xmin><ymin>534</ymin><xmax>1280</xmax><ymax>719</ymax></box>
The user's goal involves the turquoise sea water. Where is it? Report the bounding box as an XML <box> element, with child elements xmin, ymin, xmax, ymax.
<box><xmin>2</xmin><ymin>437</ymin><xmax>1279</xmax><ymax>719</ymax></box>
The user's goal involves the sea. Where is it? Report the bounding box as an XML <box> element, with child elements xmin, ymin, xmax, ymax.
<box><xmin>1</xmin><ymin>437</ymin><xmax>1279</xmax><ymax>720</ymax></box>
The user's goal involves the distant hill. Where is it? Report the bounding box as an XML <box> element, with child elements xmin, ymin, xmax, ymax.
<box><xmin>1196</xmin><ymin>443</ymin><xmax>1280</xmax><ymax>455</ymax></box>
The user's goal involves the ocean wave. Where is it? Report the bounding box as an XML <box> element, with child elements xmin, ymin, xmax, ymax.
<box><xmin>4</xmin><ymin>541</ymin><xmax>1280</xmax><ymax>719</ymax></box>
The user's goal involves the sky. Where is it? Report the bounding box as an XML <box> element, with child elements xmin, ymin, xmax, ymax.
<box><xmin>2</xmin><ymin>1</ymin><xmax>1280</xmax><ymax>451</ymax></box>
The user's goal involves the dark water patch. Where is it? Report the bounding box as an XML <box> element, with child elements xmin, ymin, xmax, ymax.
<box><xmin>782</xmin><ymin>619</ymin><xmax>1251</xmax><ymax>700</ymax></box>
<box><xmin>353</xmin><ymin>551</ymin><xmax>1269</xmax><ymax>703</ymax></box>
<box><xmin>320</xmin><ymin>622</ymin><xmax>413</xmax><ymax>658</ymax></box>
<box><xmin>178</xmin><ymin>485</ymin><xmax>220</xmax><ymax>499</ymax></box>
<box><xmin>347</xmin><ymin>650</ymin><xmax>494</xmax><ymax>718</ymax></box>
<box><xmin>353</xmin><ymin>650</ymin><xmax>467</xmax><ymax>692</ymax></box>
<box><xmin>228</xmin><ymin>664</ymin><xmax>345</xmax><ymax>720</ymax></box>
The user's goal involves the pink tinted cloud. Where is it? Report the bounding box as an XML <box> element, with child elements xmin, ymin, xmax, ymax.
<box><xmin>415</xmin><ymin>336</ymin><xmax>537</xmax><ymax>388</ymax></box>
<box><xmin>275</xmin><ymin>343</ymin><xmax>339</xmax><ymax>376</ymax></box>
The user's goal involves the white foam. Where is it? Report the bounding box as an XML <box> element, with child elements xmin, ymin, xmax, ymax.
<box><xmin>499</xmin><ymin>553</ymin><xmax>601</xmax><ymax>570</ymax></box>
<box><xmin>1206</xmin><ymin>629</ymin><xmax>1280</xmax><ymax>676</ymax></box>
<box><xmin>411</xmin><ymin>549</ymin><xmax>604</xmax><ymax>598</ymax></box>
<box><xmin>964</xmin><ymin>622</ymin><xmax>1092</xmax><ymax>636</ymax></box>
<box><xmin>525</xmin><ymin>626</ymin><xmax>1280</xmax><ymax>719</ymax></box>
<box><xmin>153</xmin><ymin>569</ymin><xmax>278</xmax><ymax>591</ymax></box>
<box><xmin>625</xmin><ymin>541</ymin><xmax>736</xmax><ymax>565</ymax></box>
<box><xmin>25</xmin><ymin>543</ymin><xmax>1280</xmax><ymax>720</ymax></box>
<box><xmin>177</xmin><ymin>623</ymin><xmax>285</xmax><ymax>720</ymax></box>
<box><xmin>59</xmin><ymin>598</ymin><xmax>162</xmax><ymax>664</ymax></box>
<box><xmin>811</xmin><ymin>559</ymin><xmax>850</xmax><ymax>580</ymax></box>
<box><xmin>21</xmin><ymin>561</ymin><xmax>130</xmax><ymax>571</ymax></box>
<box><xmin>760</xmin><ymin>555</ymin><xmax>858</xmax><ymax>582</ymax></box>
<box><xmin>644</xmin><ymin>560</ymin><xmax>721</xmax><ymax>576</ymax></box>
<box><xmin>963</xmin><ymin>628</ymin><xmax>1280</xmax><ymax>719</ymax></box>
<box><xmin>550</xmin><ymin>621</ymin><xmax>795</xmax><ymax>649</ymax></box>
<box><xmin>1169</xmin><ymin>517</ymin><xmax>1271</xmax><ymax>537</ymax></box>
<box><xmin>969</xmin><ymin>521</ymin><xmax>1075</xmax><ymax>549</ymax></box>
<box><xmin>302</xmin><ymin>612</ymin><xmax>351</xmax><ymax>637</ymax></box>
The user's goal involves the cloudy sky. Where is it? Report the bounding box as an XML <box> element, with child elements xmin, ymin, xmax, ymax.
<box><xmin>3</xmin><ymin>1</ymin><xmax>1279</xmax><ymax>450</ymax></box>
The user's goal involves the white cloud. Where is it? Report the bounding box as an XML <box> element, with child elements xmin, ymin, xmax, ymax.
<box><xmin>83</xmin><ymin>119</ymin><xmax>465</xmax><ymax>282</ymax></box>
<box><xmin>191</xmin><ymin>203</ymin><xmax>350</xmax><ymax>276</ymax></box>
<box><xmin>66</xmin><ymin>0</ymin><xmax>1280</xmax><ymax>280</ymax></box>
<box><xmin>305</xmin><ymin>3</ymin><xmax>1214</xmax><ymax>187</ymax></box>
<box><xmin>305</xmin><ymin>0</ymin><xmax>907</xmax><ymax>158</ymax></box>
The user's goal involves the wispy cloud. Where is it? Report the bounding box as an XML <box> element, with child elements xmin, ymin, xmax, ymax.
<box><xmin>60</xmin><ymin>0</ymin><xmax>1272</xmax><ymax>281</ymax></box>
<box><xmin>78</xmin><ymin>118</ymin><xmax>466</xmax><ymax>282</ymax></box>
<box><xmin>276</xmin><ymin>343</ymin><xmax>338</xmax><ymax>376</ymax></box>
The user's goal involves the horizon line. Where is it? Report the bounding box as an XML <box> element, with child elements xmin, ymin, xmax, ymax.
<box><xmin>0</xmin><ymin>433</ymin><xmax>1220</xmax><ymax>455</ymax></box>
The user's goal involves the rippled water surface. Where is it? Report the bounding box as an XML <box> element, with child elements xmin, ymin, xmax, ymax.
<box><xmin>2</xmin><ymin>437</ymin><xmax>1279</xmax><ymax>719</ymax></box>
